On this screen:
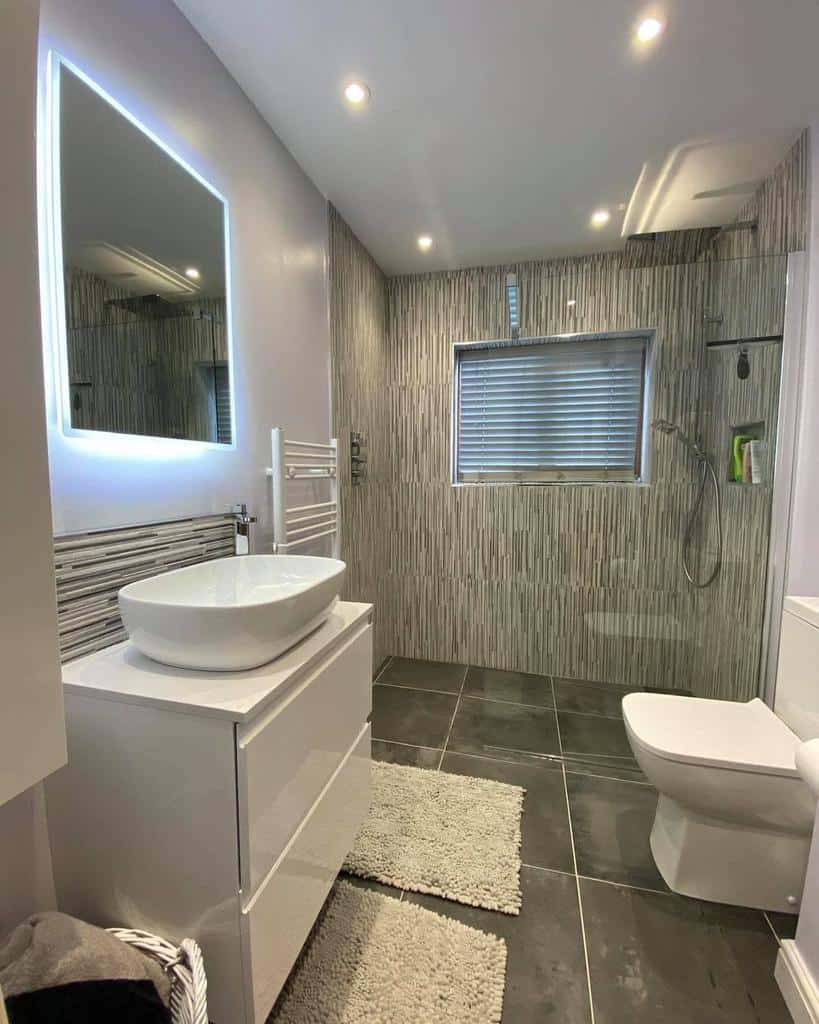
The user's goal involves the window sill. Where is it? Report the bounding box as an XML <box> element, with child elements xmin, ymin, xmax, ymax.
<box><xmin>451</xmin><ymin>479</ymin><xmax>651</xmax><ymax>489</ymax></box>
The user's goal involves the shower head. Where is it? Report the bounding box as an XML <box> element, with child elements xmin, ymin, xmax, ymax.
<box><xmin>651</xmin><ymin>419</ymin><xmax>706</xmax><ymax>461</ymax></box>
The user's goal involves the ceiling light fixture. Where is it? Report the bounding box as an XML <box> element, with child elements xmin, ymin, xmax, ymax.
<box><xmin>590</xmin><ymin>209</ymin><xmax>611</xmax><ymax>228</ymax></box>
<box><xmin>417</xmin><ymin>235</ymin><xmax>433</xmax><ymax>252</ymax></box>
<box><xmin>184</xmin><ymin>267</ymin><xmax>200</xmax><ymax>280</ymax></box>
<box><xmin>636</xmin><ymin>17</ymin><xmax>664</xmax><ymax>43</ymax></box>
<box><xmin>567</xmin><ymin>299</ymin><xmax>577</xmax><ymax>307</ymax></box>
<box><xmin>344</xmin><ymin>81</ymin><xmax>370</xmax><ymax>106</ymax></box>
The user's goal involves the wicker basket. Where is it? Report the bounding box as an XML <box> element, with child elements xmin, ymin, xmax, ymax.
<box><xmin>107</xmin><ymin>928</ymin><xmax>208</xmax><ymax>1024</ymax></box>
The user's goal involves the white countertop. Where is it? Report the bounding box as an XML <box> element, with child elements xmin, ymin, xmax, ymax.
<box><xmin>62</xmin><ymin>601</ymin><xmax>373</xmax><ymax>723</ymax></box>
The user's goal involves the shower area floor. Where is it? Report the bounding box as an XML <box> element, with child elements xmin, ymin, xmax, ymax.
<box><xmin>359</xmin><ymin>656</ymin><xmax>794</xmax><ymax>1023</ymax></box>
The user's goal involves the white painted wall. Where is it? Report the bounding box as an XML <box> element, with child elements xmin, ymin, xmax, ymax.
<box><xmin>788</xmin><ymin>124</ymin><xmax>819</xmax><ymax>596</ymax></box>
<box><xmin>38</xmin><ymin>0</ymin><xmax>332</xmax><ymax>539</ymax></box>
<box><xmin>0</xmin><ymin>0</ymin><xmax>64</xmax><ymax>932</ymax></box>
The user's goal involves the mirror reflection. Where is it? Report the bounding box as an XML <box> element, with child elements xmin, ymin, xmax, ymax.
<box><xmin>59</xmin><ymin>64</ymin><xmax>232</xmax><ymax>444</ymax></box>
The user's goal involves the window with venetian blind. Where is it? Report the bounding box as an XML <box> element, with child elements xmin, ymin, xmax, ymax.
<box><xmin>453</xmin><ymin>334</ymin><xmax>650</xmax><ymax>483</ymax></box>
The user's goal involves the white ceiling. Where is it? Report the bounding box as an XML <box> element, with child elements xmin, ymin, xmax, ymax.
<box><xmin>173</xmin><ymin>0</ymin><xmax>819</xmax><ymax>276</ymax></box>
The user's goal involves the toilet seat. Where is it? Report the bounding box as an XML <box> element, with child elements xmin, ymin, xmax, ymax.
<box><xmin>623</xmin><ymin>694</ymin><xmax>800</xmax><ymax>778</ymax></box>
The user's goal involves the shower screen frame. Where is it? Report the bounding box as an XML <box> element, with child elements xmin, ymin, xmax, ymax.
<box><xmin>758</xmin><ymin>251</ymin><xmax>808</xmax><ymax>707</ymax></box>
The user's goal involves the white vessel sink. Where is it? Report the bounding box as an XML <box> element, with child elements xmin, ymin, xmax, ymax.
<box><xmin>119</xmin><ymin>555</ymin><xmax>346</xmax><ymax>671</ymax></box>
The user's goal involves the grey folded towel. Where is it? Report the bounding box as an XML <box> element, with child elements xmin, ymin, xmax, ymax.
<box><xmin>0</xmin><ymin>912</ymin><xmax>171</xmax><ymax>1005</ymax></box>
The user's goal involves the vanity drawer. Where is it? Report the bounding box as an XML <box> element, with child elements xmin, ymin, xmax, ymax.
<box><xmin>236</xmin><ymin>622</ymin><xmax>372</xmax><ymax>899</ymax></box>
<box><xmin>240</xmin><ymin>723</ymin><xmax>371</xmax><ymax>1024</ymax></box>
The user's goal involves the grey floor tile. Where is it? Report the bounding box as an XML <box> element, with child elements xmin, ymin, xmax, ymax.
<box><xmin>566</xmin><ymin>773</ymin><xmax>668</xmax><ymax>892</ymax></box>
<box><xmin>447</xmin><ymin>696</ymin><xmax>561</xmax><ymax>765</ymax></box>
<box><xmin>441</xmin><ymin>752</ymin><xmax>574</xmax><ymax>874</ymax></box>
<box><xmin>464</xmin><ymin>666</ymin><xmax>554</xmax><ymax>708</ymax></box>
<box><xmin>581</xmin><ymin>878</ymin><xmax>792</xmax><ymax>1023</ymax></box>
<box><xmin>766</xmin><ymin>910</ymin><xmax>798</xmax><ymax>942</ymax></box>
<box><xmin>558</xmin><ymin>710</ymin><xmax>638</xmax><ymax>767</ymax></box>
<box><xmin>378</xmin><ymin>656</ymin><xmax>466</xmax><ymax>693</ymax></box>
<box><xmin>371</xmin><ymin>684</ymin><xmax>457</xmax><ymax>748</ymax></box>
<box><xmin>371</xmin><ymin>739</ymin><xmax>442</xmax><ymax>768</ymax></box>
<box><xmin>553</xmin><ymin>677</ymin><xmax>637</xmax><ymax>718</ymax></box>
<box><xmin>406</xmin><ymin>867</ymin><xmax>592</xmax><ymax>1023</ymax></box>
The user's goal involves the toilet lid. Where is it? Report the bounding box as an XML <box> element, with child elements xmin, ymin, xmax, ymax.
<box><xmin>622</xmin><ymin>694</ymin><xmax>801</xmax><ymax>777</ymax></box>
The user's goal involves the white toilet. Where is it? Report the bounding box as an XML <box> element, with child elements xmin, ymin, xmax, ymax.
<box><xmin>623</xmin><ymin>596</ymin><xmax>819</xmax><ymax>914</ymax></box>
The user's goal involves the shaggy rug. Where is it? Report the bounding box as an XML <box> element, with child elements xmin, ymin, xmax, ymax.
<box><xmin>271</xmin><ymin>881</ymin><xmax>507</xmax><ymax>1024</ymax></box>
<box><xmin>343</xmin><ymin>761</ymin><xmax>524</xmax><ymax>914</ymax></box>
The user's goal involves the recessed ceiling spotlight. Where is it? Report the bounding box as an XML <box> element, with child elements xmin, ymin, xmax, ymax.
<box><xmin>636</xmin><ymin>17</ymin><xmax>664</xmax><ymax>43</ymax></box>
<box><xmin>184</xmin><ymin>267</ymin><xmax>200</xmax><ymax>280</ymax></box>
<box><xmin>417</xmin><ymin>235</ymin><xmax>433</xmax><ymax>252</ymax></box>
<box><xmin>590</xmin><ymin>209</ymin><xmax>611</xmax><ymax>228</ymax></box>
<box><xmin>344</xmin><ymin>81</ymin><xmax>370</xmax><ymax>106</ymax></box>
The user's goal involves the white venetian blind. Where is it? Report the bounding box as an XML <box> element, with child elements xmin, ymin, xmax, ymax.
<box><xmin>213</xmin><ymin>364</ymin><xmax>232</xmax><ymax>445</ymax></box>
<box><xmin>455</xmin><ymin>336</ymin><xmax>648</xmax><ymax>482</ymax></box>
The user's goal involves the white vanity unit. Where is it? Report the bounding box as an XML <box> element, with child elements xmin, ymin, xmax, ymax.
<box><xmin>44</xmin><ymin>601</ymin><xmax>373</xmax><ymax>1024</ymax></box>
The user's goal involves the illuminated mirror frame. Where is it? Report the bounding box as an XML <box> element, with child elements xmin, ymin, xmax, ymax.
<box><xmin>39</xmin><ymin>52</ymin><xmax>237</xmax><ymax>456</ymax></box>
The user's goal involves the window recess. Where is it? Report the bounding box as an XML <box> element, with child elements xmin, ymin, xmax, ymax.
<box><xmin>453</xmin><ymin>334</ymin><xmax>650</xmax><ymax>484</ymax></box>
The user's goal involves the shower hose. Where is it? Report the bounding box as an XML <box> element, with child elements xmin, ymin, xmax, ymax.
<box><xmin>682</xmin><ymin>456</ymin><xmax>722</xmax><ymax>588</ymax></box>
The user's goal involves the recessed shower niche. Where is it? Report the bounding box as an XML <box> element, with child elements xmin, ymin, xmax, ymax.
<box><xmin>46</xmin><ymin>59</ymin><xmax>234</xmax><ymax>445</ymax></box>
<box><xmin>728</xmin><ymin>422</ymin><xmax>768</xmax><ymax>485</ymax></box>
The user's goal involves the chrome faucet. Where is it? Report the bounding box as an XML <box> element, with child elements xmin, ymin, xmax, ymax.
<box><xmin>231</xmin><ymin>503</ymin><xmax>257</xmax><ymax>555</ymax></box>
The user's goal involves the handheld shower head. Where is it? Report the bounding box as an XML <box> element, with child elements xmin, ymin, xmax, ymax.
<box><xmin>651</xmin><ymin>418</ymin><xmax>722</xmax><ymax>587</ymax></box>
<box><xmin>651</xmin><ymin>418</ymin><xmax>706</xmax><ymax>461</ymax></box>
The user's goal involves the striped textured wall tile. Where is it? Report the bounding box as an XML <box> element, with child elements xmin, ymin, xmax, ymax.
<box><xmin>329</xmin><ymin>206</ymin><xmax>391</xmax><ymax>667</ymax></box>
<box><xmin>707</xmin><ymin>131</ymin><xmax>808</xmax><ymax>260</ymax></box>
<box><xmin>328</xmin><ymin>132</ymin><xmax>806</xmax><ymax>700</ymax></box>
<box><xmin>65</xmin><ymin>267</ymin><xmax>229</xmax><ymax>443</ymax></box>
<box><xmin>55</xmin><ymin>514</ymin><xmax>235</xmax><ymax>662</ymax></box>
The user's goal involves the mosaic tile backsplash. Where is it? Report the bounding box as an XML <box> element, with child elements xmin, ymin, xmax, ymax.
<box><xmin>55</xmin><ymin>514</ymin><xmax>235</xmax><ymax>663</ymax></box>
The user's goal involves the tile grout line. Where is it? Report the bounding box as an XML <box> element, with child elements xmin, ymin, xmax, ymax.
<box><xmin>372</xmin><ymin>737</ymin><xmax>646</xmax><ymax>785</ymax></box>
<box><xmin>521</xmin><ymin>862</ymin><xmax>672</xmax><ymax>897</ymax></box>
<box><xmin>374</xmin><ymin>684</ymin><xmax>552</xmax><ymax>708</ymax></box>
<box><xmin>552</xmin><ymin>678</ymin><xmax>563</xmax><ymax>759</ymax></box>
<box><xmin>575</xmin><ymin>873</ymin><xmax>672</xmax><ymax>898</ymax></box>
<box><xmin>375</xmin><ymin>679</ymin><xmax>626</xmax><ymax>719</ymax></box>
<box><xmin>371</xmin><ymin>737</ymin><xmax>442</xmax><ymax>754</ymax></box>
<box><xmin>762</xmin><ymin>911</ymin><xmax>791</xmax><ymax>946</ymax></box>
<box><xmin>521</xmin><ymin>862</ymin><xmax>576</xmax><ymax>880</ymax></box>
<box><xmin>564</xmin><ymin>768</ymin><xmax>651</xmax><ymax>788</ymax></box>
<box><xmin>371</xmin><ymin>656</ymin><xmax>394</xmax><ymax>685</ymax></box>
<box><xmin>556</xmin><ymin>688</ymin><xmax>593</xmax><ymax>1024</ymax></box>
<box><xmin>565</xmin><ymin>765</ymin><xmax>593</xmax><ymax>1024</ymax></box>
<box><xmin>437</xmin><ymin>664</ymin><xmax>469</xmax><ymax>770</ymax></box>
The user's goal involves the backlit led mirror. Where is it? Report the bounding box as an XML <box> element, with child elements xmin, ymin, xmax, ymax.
<box><xmin>55</xmin><ymin>62</ymin><xmax>233</xmax><ymax>444</ymax></box>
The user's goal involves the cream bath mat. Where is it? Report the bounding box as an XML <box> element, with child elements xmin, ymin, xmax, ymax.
<box><xmin>271</xmin><ymin>881</ymin><xmax>506</xmax><ymax>1024</ymax></box>
<box><xmin>344</xmin><ymin>761</ymin><xmax>524</xmax><ymax>914</ymax></box>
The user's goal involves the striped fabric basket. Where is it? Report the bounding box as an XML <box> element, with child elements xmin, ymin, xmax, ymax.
<box><xmin>107</xmin><ymin>928</ymin><xmax>208</xmax><ymax>1024</ymax></box>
